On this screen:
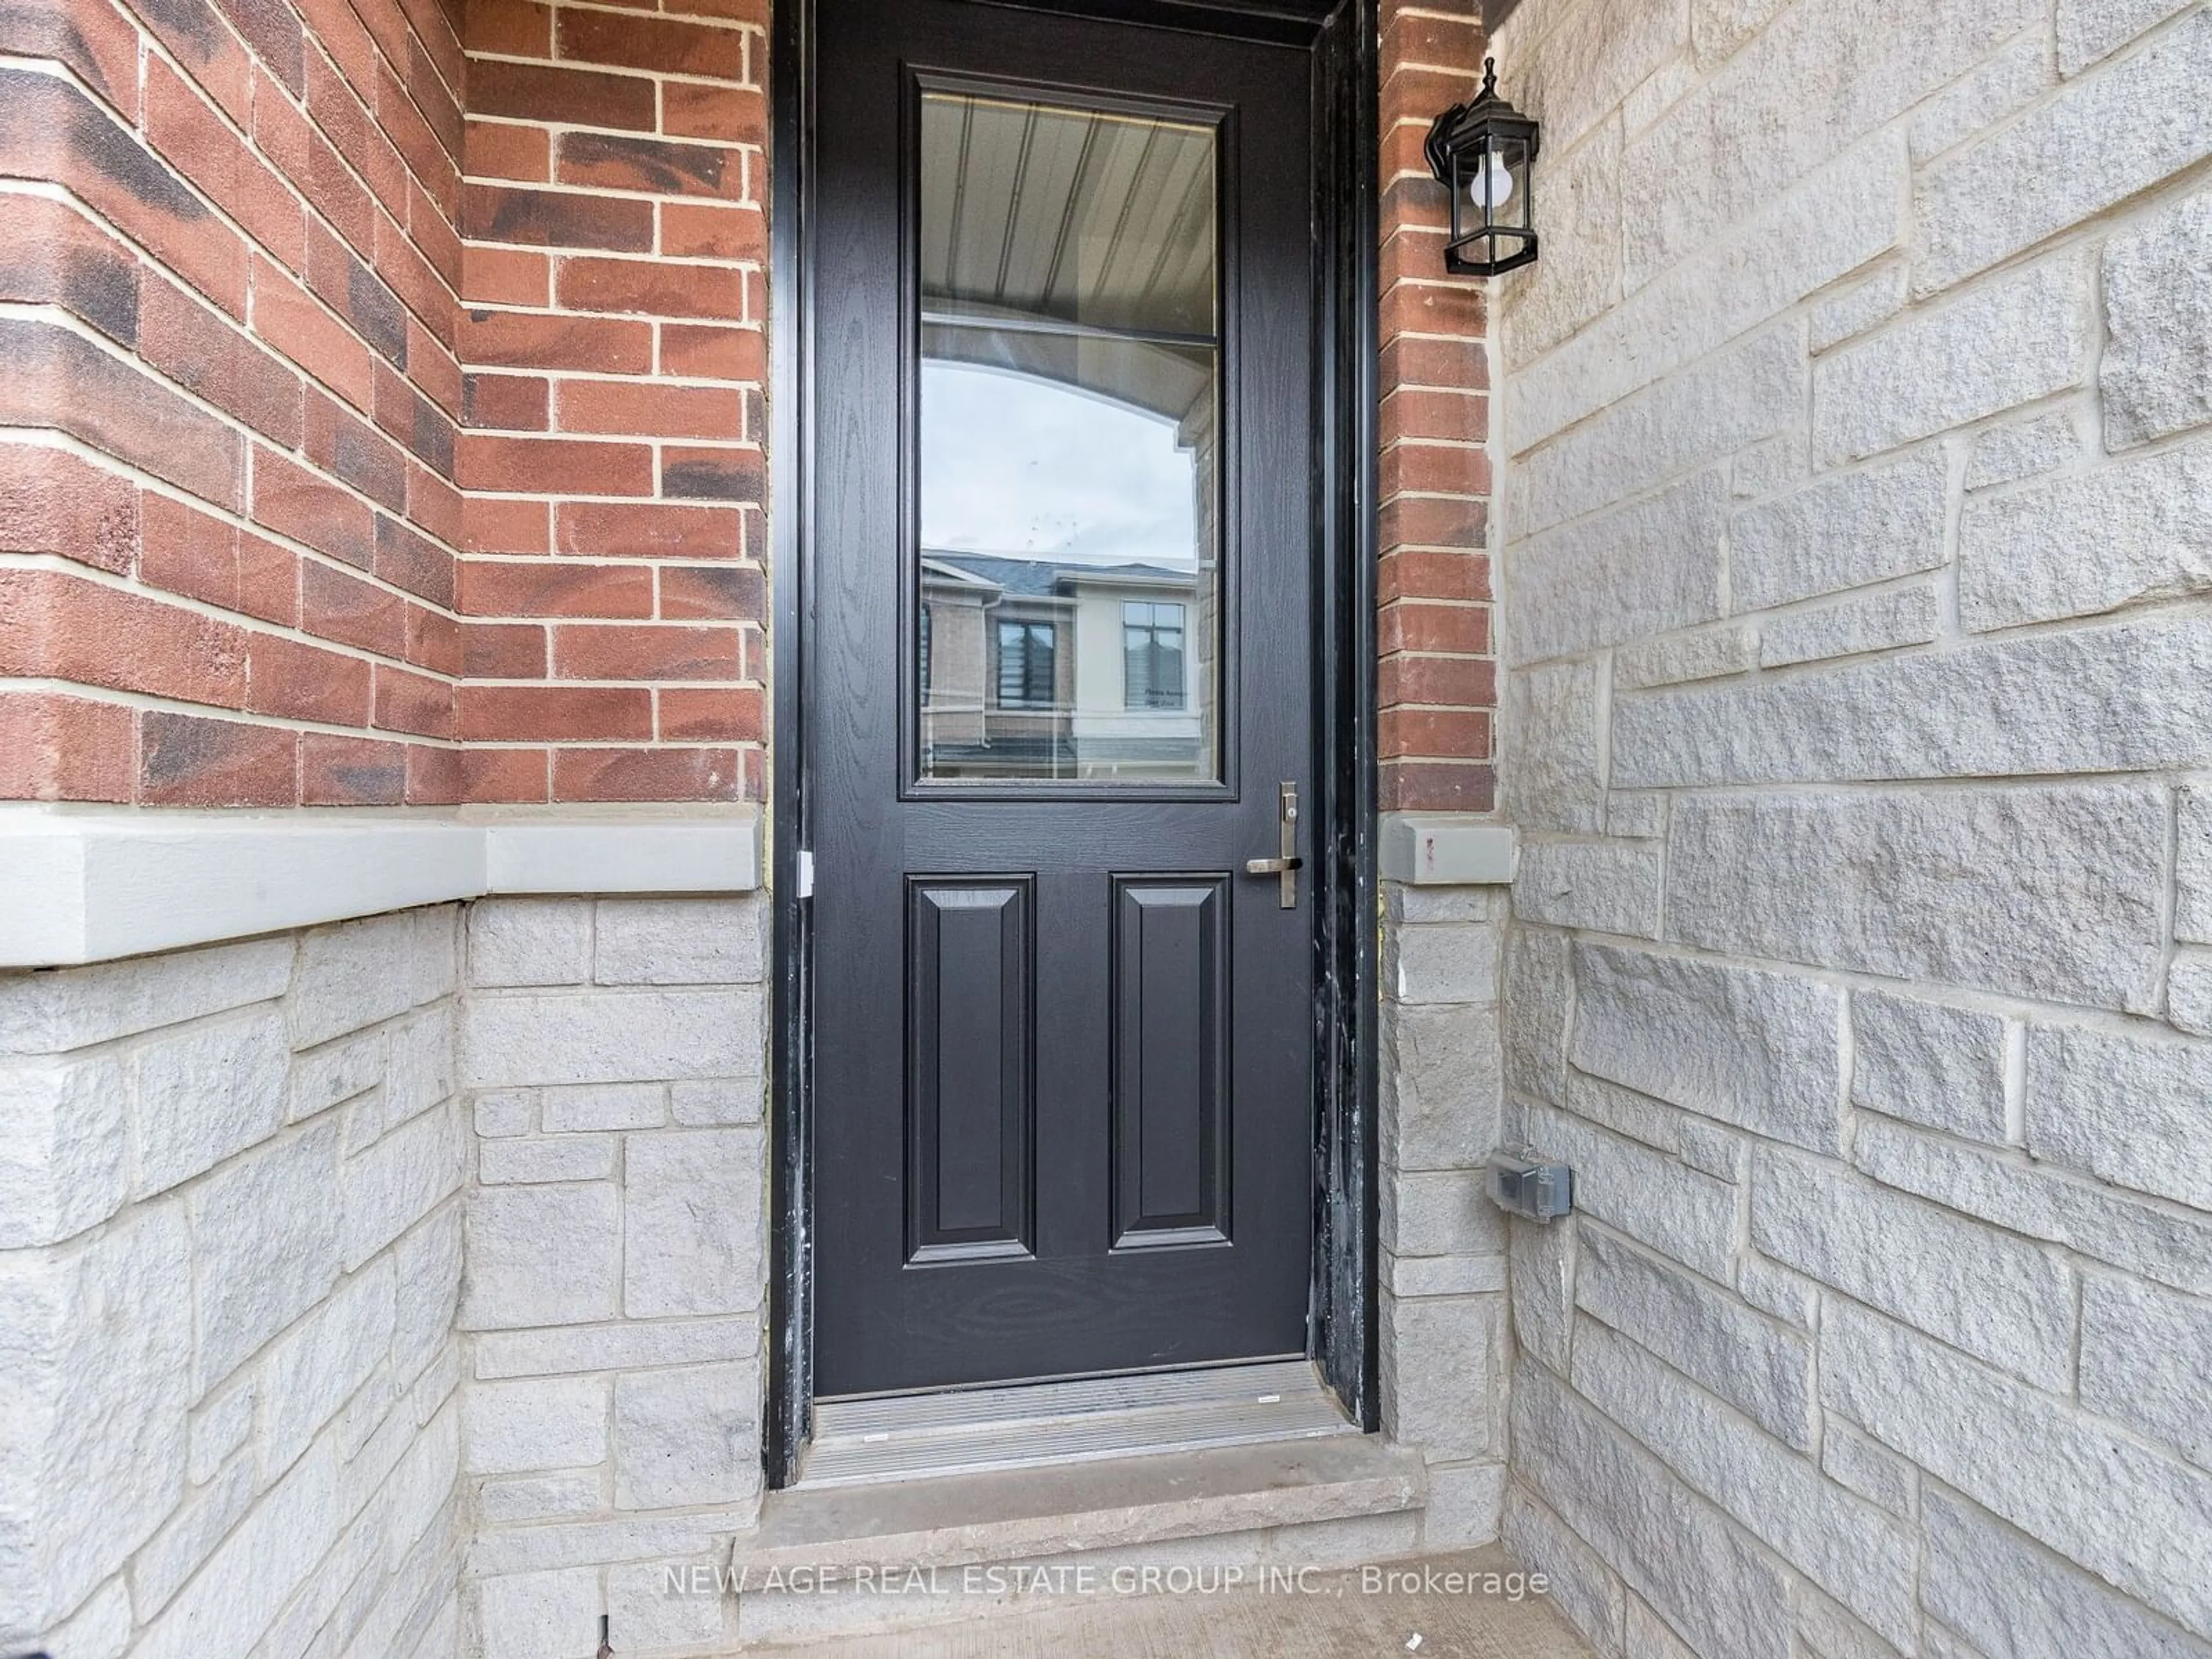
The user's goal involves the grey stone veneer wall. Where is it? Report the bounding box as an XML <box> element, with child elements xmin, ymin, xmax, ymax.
<box><xmin>456</xmin><ymin>896</ymin><xmax>770</xmax><ymax>1659</ymax></box>
<box><xmin>2</xmin><ymin>911</ymin><xmax>468</xmax><ymax>1659</ymax></box>
<box><xmin>1487</xmin><ymin>0</ymin><xmax>2212</xmax><ymax>1654</ymax></box>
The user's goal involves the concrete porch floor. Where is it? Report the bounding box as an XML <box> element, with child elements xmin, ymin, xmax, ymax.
<box><xmin>754</xmin><ymin>1548</ymin><xmax>1594</xmax><ymax>1657</ymax></box>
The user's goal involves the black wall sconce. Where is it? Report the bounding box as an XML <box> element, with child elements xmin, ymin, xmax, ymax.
<box><xmin>1425</xmin><ymin>59</ymin><xmax>1540</xmax><ymax>276</ymax></box>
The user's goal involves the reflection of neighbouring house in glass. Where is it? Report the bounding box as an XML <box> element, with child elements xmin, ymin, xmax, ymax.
<box><xmin>919</xmin><ymin>552</ymin><xmax>1212</xmax><ymax>779</ymax></box>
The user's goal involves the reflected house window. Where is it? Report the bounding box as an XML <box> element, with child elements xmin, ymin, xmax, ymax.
<box><xmin>1123</xmin><ymin>601</ymin><xmax>1185</xmax><ymax>710</ymax></box>
<box><xmin>915</xmin><ymin>88</ymin><xmax>1221</xmax><ymax>784</ymax></box>
<box><xmin>996</xmin><ymin>620</ymin><xmax>1058</xmax><ymax>709</ymax></box>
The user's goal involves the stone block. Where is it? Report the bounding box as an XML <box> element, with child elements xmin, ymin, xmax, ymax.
<box><xmin>2060</xmin><ymin>0</ymin><xmax>2197</xmax><ymax>74</ymax></box>
<box><xmin>463</xmin><ymin>987</ymin><xmax>764</xmax><ymax>1088</ymax></box>
<box><xmin>1570</xmin><ymin>1320</ymin><xmax>1916</xmax><ymax>1647</ymax></box>
<box><xmin>1963</xmin><ymin>438</ymin><xmax>2212</xmax><ymax>630</ymax></box>
<box><xmin>1505</xmin><ymin>328</ymin><xmax>1797</xmax><ymax>539</ymax></box>
<box><xmin>2104</xmin><ymin>188</ymin><xmax>2212</xmax><ymax>448</ymax></box>
<box><xmin>290</xmin><ymin>911</ymin><xmax>431</xmax><ymax>1048</ymax></box>
<box><xmin>343</xmin><ymin>1104</ymin><xmax>463</xmax><ymax>1271</ymax></box>
<box><xmin>0</xmin><ymin>938</ymin><xmax>291</xmax><ymax>1056</ymax></box>
<box><xmin>1518</xmin><ymin>1103</ymin><xmax>1737</xmax><ymax>1281</ymax></box>
<box><xmin>1382</xmin><ymin>1168</ymin><xmax>1504</xmax><ymax>1260</ymax></box>
<box><xmin>1569</xmin><ymin>944</ymin><xmax>1842</xmax><ymax>1153</ymax></box>
<box><xmin>287</xmin><ymin>1027</ymin><xmax>385</xmax><ymax>1124</ymax></box>
<box><xmin>1853</xmin><ymin>1112</ymin><xmax>2212</xmax><ymax>1297</ymax></box>
<box><xmin>480</xmin><ymin>1135</ymin><xmax>619</xmax><ymax>1184</ymax></box>
<box><xmin>1612</xmin><ymin>611</ymin><xmax>2212</xmax><ymax>787</ymax></box>
<box><xmin>1964</xmin><ymin>408</ymin><xmax>2085</xmax><ymax>490</ymax></box>
<box><xmin>1505</xmin><ymin>131</ymin><xmax>1901</xmax><ymax>449</ymax></box>
<box><xmin>2025</xmin><ymin>1024</ymin><xmax>2212</xmax><ymax>1211</ymax></box>
<box><xmin>608</xmin><ymin>1560</ymin><xmax>732</xmax><ymax>1652</ymax></box>
<box><xmin>2080</xmin><ymin>1272</ymin><xmax>2212</xmax><ymax>1472</ymax></box>
<box><xmin>189</xmin><ymin>1378</ymin><xmax>254</xmax><ymax>1486</ymax></box>
<box><xmin>1823</xmin><ymin>1300</ymin><xmax>2212</xmax><ymax>1639</ymax></box>
<box><xmin>1818</xmin><ymin>1420</ymin><xmax>1916</xmax><ymax>1520</ymax></box>
<box><xmin>1514</xmin><ymin>0</ymin><xmax>1687</xmax><ymax>158</ymax></box>
<box><xmin>1673</xmin><ymin>1118</ymin><xmax>1745</xmax><ymax>1184</ymax></box>
<box><xmin>477</xmin><ymin>1567</ymin><xmax>601</xmax><ymax>1659</ymax></box>
<box><xmin>1907</xmin><ymin>26</ymin><xmax>2050</xmax><ymax>163</ymax></box>
<box><xmin>669</xmin><ymin>1077</ymin><xmax>764</xmax><ymax>1126</ymax></box>
<box><xmin>1756</xmin><ymin>584</ymin><xmax>1938</xmax><ymax>668</ymax></box>
<box><xmin>129</xmin><ymin>1441</ymin><xmax>340</xmax><ymax>1659</ymax></box>
<box><xmin>468</xmin><ymin>899</ymin><xmax>590</xmax><ymax>989</ymax></box>
<box><xmin>1924</xmin><ymin>1487</ymin><xmax>2209</xmax><ymax>1659</ymax></box>
<box><xmin>190</xmin><ymin>1122</ymin><xmax>342</xmax><ymax>1393</ymax></box>
<box><xmin>1501</xmin><ymin>660</ymin><xmax>1605</xmax><ymax>832</ymax></box>
<box><xmin>132</xmin><ymin>1006</ymin><xmax>290</xmax><ymax>1198</ymax></box>
<box><xmin>1386</xmin><ymin>922</ymin><xmax>1498</xmax><ymax>1005</ymax></box>
<box><xmin>0</xmin><ymin>1204</ymin><xmax>192</xmax><ymax>1634</ymax></box>
<box><xmin>1850</xmin><ymin>989</ymin><xmax>2009</xmax><ymax>1143</ymax></box>
<box><xmin>1505</xmin><ymin>472</ymin><xmax>1728</xmax><ymax>661</ymax></box>
<box><xmin>1620</xmin><ymin>0</ymin><xmax>2039</xmax><ymax>285</ymax></box>
<box><xmin>1807</xmin><ymin>262</ymin><xmax>1907</xmax><ymax>354</ymax></box>
<box><xmin>613</xmin><ymin>1363</ymin><xmax>760</xmax><ymax>1510</ymax></box>
<box><xmin>1513</xmin><ymin>839</ymin><xmax>1662</xmax><ymax>937</ymax></box>
<box><xmin>1670</xmin><ymin>785</ymin><xmax>2167</xmax><ymax>1012</ymax></box>
<box><xmin>261</xmin><ymin>1256</ymin><xmax>396</xmax><ymax>1474</ymax></box>
<box><xmin>474</xmin><ymin>1317</ymin><xmax>760</xmax><ymax>1382</ymax></box>
<box><xmin>384</xmin><ymin>1004</ymin><xmax>456</xmax><ymax>1128</ymax></box>
<box><xmin>1419</xmin><ymin>1462</ymin><xmax>1506</xmax><ymax>1550</ymax></box>
<box><xmin>1499</xmin><ymin>1486</ymin><xmax>1623</xmax><ymax>1656</ymax></box>
<box><xmin>393</xmin><ymin>1205</ymin><xmax>462</xmax><ymax>1384</ymax></box>
<box><xmin>1510</xmin><ymin>1360</ymin><xmax>1793</xmax><ymax>1659</ymax></box>
<box><xmin>1916</xmin><ymin>9</ymin><xmax>2212</xmax><ymax>294</ymax></box>
<box><xmin>2183</xmin><ymin>786</ymin><xmax>2212</xmax><ymax>944</ymax></box>
<box><xmin>1380</xmin><ymin>1002</ymin><xmax>1502</xmax><ymax>1171</ymax></box>
<box><xmin>624</xmin><ymin>1128</ymin><xmax>765</xmax><ymax>1319</ymax></box>
<box><xmin>1497</xmin><ymin>111</ymin><xmax>1623</xmax><ymax>363</ymax></box>
<box><xmin>1613</xmin><ymin>620</ymin><xmax>1756</xmax><ymax>690</ymax></box>
<box><xmin>0</xmin><ymin>1051</ymin><xmax>126</xmax><ymax>1248</ymax></box>
<box><xmin>1752</xmin><ymin>1146</ymin><xmax>2074</xmax><ymax>1389</ymax></box>
<box><xmin>463</xmin><ymin>1181</ymin><xmax>620</xmax><ymax>1330</ymax></box>
<box><xmin>481</xmin><ymin>1473</ymin><xmax>604</xmax><ymax>1525</ymax></box>
<box><xmin>1380</xmin><ymin>1293</ymin><xmax>1497</xmax><ymax>1463</ymax></box>
<box><xmin>1507</xmin><ymin>1214</ymin><xmax>1575</xmax><ymax>1376</ymax></box>
<box><xmin>1815</xmin><ymin>256</ymin><xmax>2088</xmax><ymax>462</ymax></box>
<box><xmin>594</xmin><ymin>896</ymin><xmax>764</xmax><ymax>985</ymax></box>
<box><xmin>1565</xmin><ymin>1073</ymin><xmax>1680</xmax><ymax>1156</ymax></box>
<box><xmin>465</xmin><ymin>1376</ymin><xmax>609</xmax><ymax>1476</ymax></box>
<box><xmin>2171</xmin><ymin>949</ymin><xmax>2212</xmax><ymax>1037</ymax></box>
<box><xmin>474</xmin><ymin>1090</ymin><xmax>535</xmax><ymax>1138</ymax></box>
<box><xmin>1575</xmin><ymin>1229</ymin><xmax>1813</xmax><ymax>1450</ymax></box>
<box><xmin>1386</xmin><ymin>1252</ymin><xmax>1506</xmax><ymax>1298</ymax></box>
<box><xmin>1502</xmin><ymin>928</ymin><xmax>1570</xmax><ymax>1105</ymax></box>
<box><xmin>1729</xmin><ymin>450</ymin><xmax>1947</xmax><ymax>611</ymax></box>
<box><xmin>541</xmin><ymin>1082</ymin><xmax>664</xmax><ymax>1133</ymax></box>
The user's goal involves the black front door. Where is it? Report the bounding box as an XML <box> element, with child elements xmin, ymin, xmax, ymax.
<box><xmin>810</xmin><ymin>0</ymin><xmax>1319</xmax><ymax>1396</ymax></box>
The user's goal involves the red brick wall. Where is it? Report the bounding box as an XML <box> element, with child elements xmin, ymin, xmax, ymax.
<box><xmin>455</xmin><ymin>0</ymin><xmax>768</xmax><ymax>804</ymax></box>
<box><xmin>0</xmin><ymin>0</ymin><xmax>468</xmax><ymax>806</ymax></box>
<box><xmin>3</xmin><ymin>0</ymin><xmax>1480</xmax><ymax>814</ymax></box>
<box><xmin>1376</xmin><ymin>0</ymin><xmax>1495</xmax><ymax>815</ymax></box>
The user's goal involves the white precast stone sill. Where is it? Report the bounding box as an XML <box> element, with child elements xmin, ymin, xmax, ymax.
<box><xmin>0</xmin><ymin>805</ymin><xmax>762</xmax><ymax>967</ymax></box>
<box><xmin>1380</xmin><ymin>814</ymin><xmax>1518</xmax><ymax>887</ymax></box>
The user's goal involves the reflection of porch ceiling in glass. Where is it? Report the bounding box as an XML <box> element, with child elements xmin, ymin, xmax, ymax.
<box><xmin>921</xmin><ymin>94</ymin><xmax>1217</xmax><ymax>342</ymax></box>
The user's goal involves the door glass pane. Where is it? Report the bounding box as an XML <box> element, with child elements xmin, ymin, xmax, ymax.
<box><xmin>918</xmin><ymin>91</ymin><xmax>1221</xmax><ymax>783</ymax></box>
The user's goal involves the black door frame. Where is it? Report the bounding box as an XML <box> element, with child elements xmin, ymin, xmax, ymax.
<box><xmin>766</xmin><ymin>0</ymin><xmax>1379</xmax><ymax>1487</ymax></box>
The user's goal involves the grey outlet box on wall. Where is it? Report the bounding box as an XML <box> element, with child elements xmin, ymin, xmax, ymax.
<box><xmin>1488</xmin><ymin>1150</ymin><xmax>1573</xmax><ymax>1221</ymax></box>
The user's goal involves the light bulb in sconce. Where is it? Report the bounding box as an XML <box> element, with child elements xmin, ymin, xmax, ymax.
<box><xmin>1467</xmin><ymin>152</ymin><xmax>1515</xmax><ymax>210</ymax></box>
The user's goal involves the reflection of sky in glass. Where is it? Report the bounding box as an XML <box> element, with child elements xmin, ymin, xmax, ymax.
<box><xmin>921</xmin><ymin>361</ymin><xmax>1198</xmax><ymax>569</ymax></box>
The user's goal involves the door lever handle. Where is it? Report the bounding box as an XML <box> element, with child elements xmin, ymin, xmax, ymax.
<box><xmin>1245</xmin><ymin>782</ymin><xmax>1301</xmax><ymax>908</ymax></box>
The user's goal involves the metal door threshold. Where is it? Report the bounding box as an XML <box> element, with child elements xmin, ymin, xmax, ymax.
<box><xmin>796</xmin><ymin>1359</ymin><xmax>1355</xmax><ymax>1488</ymax></box>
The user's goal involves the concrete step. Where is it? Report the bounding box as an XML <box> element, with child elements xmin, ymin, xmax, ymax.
<box><xmin>726</xmin><ymin>1435</ymin><xmax>1431</xmax><ymax>1647</ymax></box>
<box><xmin>798</xmin><ymin>1359</ymin><xmax>1356</xmax><ymax>1487</ymax></box>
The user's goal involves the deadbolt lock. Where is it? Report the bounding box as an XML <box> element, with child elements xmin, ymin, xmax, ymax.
<box><xmin>1244</xmin><ymin>781</ymin><xmax>1304</xmax><ymax>908</ymax></box>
